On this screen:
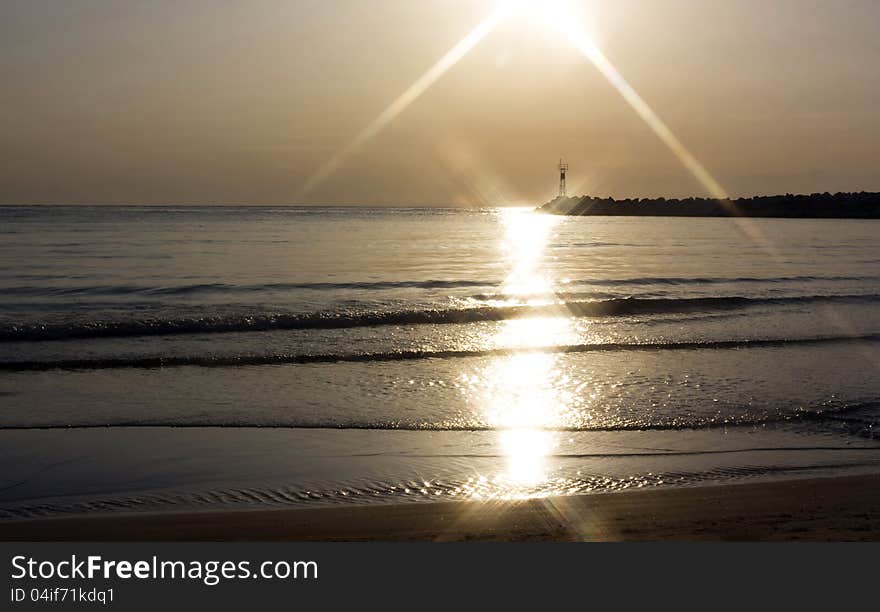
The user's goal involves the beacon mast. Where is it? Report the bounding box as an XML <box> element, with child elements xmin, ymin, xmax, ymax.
<box><xmin>558</xmin><ymin>158</ymin><xmax>569</xmax><ymax>197</ymax></box>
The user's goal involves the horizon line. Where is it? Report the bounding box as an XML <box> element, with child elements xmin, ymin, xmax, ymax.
<box><xmin>2</xmin><ymin>189</ymin><xmax>880</xmax><ymax>208</ymax></box>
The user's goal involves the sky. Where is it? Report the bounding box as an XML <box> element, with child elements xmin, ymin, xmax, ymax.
<box><xmin>2</xmin><ymin>0</ymin><xmax>880</xmax><ymax>206</ymax></box>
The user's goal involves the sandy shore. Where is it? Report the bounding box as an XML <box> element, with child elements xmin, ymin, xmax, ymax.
<box><xmin>2</xmin><ymin>473</ymin><xmax>879</xmax><ymax>541</ymax></box>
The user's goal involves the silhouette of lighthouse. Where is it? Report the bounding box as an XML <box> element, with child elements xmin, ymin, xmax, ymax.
<box><xmin>558</xmin><ymin>158</ymin><xmax>569</xmax><ymax>197</ymax></box>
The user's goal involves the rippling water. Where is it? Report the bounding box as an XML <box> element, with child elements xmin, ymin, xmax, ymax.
<box><xmin>2</xmin><ymin>205</ymin><xmax>880</xmax><ymax>518</ymax></box>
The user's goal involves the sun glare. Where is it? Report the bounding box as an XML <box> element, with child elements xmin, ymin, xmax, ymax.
<box><xmin>496</xmin><ymin>0</ymin><xmax>584</xmax><ymax>35</ymax></box>
<box><xmin>301</xmin><ymin>0</ymin><xmax>732</xmax><ymax>222</ymax></box>
<box><xmin>499</xmin><ymin>207</ymin><xmax>558</xmax><ymax>299</ymax></box>
<box><xmin>466</xmin><ymin>208</ymin><xmax>579</xmax><ymax>496</ymax></box>
<box><xmin>482</xmin><ymin>347</ymin><xmax>564</xmax><ymax>490</ymax></box>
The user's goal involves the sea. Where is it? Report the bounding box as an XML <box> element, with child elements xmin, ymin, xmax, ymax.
<box><xmin>2</xmin><ymin>205</ymin><xmax>880</xmax><ymax>519</ymax></box>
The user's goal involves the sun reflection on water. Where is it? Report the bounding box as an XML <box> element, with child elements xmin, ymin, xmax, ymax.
<box><xmin>467</xmin><ymin>208</ymin><xmax>580</xmax><ymax>498</ymax></box>
<box><xmin>500</xmin><ymin>207</ymin><xmax>559</xmax><ymax>301</ymax></box>
<box><xmin>499</xmin><ymin>428</ymin><xmax>554</xmax><ymax>488</ymax></box>
<box><xmin>481</xmin><ymin>329</ymin><xmax>574</xmax><ymax>496</ymax></box>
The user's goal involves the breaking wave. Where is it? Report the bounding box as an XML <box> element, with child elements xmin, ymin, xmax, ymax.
<box><xmin>2</xmin><ymin>333</ymin><xmax>879</xmax><ymax>371</ymax></box>
<box><xmin>3</xmin><ymin>293</ymin><xmax>878</xmax><ymax>342</ymax></box>
<box><xmin>2</xmin><ymin>400</ymin><xmax>878</xmax><ymax>435</ymax></box>
<box><xmin>2</xmin><ymin>273</ymin><xmax>878</xmax><ymax>297</ymax></box>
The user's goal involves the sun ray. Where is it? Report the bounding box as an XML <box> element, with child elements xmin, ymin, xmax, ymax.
<box><xmin>534</xmin><ymin>12</ymin><xmax>727</xmax><ymax>201</ymax></box>
<box><xmin>547</xmin><ymin>10</ymin><xmax>783</xmax><ymax>251</ymax></box>
<box><xmin>296</xmin><ymin>8</ymin><xmax>506</xmax><ymax>199</ymax></box>
<box><xmin>298</xmin><ymin>0</ymin><xmax>758</xmax><ymax>239</ymax></box>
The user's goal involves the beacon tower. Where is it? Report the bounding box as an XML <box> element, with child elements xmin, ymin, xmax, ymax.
<box><xmin>558</xmin><ymin>159</ymin><xmax>568</xmax><ymax>197</ymax></box>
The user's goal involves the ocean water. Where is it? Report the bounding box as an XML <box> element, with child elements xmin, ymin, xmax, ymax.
<box><xmin>2</xmin><ymin>205</ymin><xmax>880</xmax><ymax>519</ymax></box>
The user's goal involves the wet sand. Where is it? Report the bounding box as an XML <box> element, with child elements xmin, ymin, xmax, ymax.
<box><xmin>2</xmin><ymin>473</ymin><xmax>879</xmax><ymax>541</ymax></box>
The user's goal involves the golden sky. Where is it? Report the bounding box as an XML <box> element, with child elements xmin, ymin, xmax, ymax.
<box><xmin>2</xmin><ymin>0</ymin><xmax>880</xmax><ymax>205</ymax></box>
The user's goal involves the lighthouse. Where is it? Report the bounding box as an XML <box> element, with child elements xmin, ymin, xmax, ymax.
<box><xmin>558</xmin><ymin>158</ymin><xmax>568</xmax><ymax>197</ymax></box>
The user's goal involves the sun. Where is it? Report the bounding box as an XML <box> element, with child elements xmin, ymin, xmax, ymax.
<box><xmin>302</xmin><ymin>0</ymin><xmax>728</xmax><ymax>206</ymax></box>
<box><xmin>496</xmin><ymin>0</ymin><xmax>582</xmax><ymax>34</ymax></box>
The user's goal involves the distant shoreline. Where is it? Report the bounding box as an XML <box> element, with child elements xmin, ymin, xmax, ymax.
<box><xmin>541</xmin><ymin>192</ymin><xmax>880</xmax><ymax>218</ymax></box>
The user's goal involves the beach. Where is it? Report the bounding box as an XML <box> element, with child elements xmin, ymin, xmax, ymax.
<box><xmin>2</xmin><ymin>473</ymin><xmax>878</xmax><ymax>541</ymax></box>
<box><xmin>3</xmin><ymin>207</ymin><xmax>880</xmax><ymax>539</ymax></box>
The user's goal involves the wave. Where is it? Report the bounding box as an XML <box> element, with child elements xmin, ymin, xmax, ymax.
<box><xmin>3</xmin><ymin>334</ymin><xmax>879</xmax><ymax>371</ymax></box>
<box><xmin>2</xmin><ymin>399</ymin><xmax>879</xmax><ymax>433</ymax></box>
<box><xmin>570</xmin><ymin>274</ymin><xmax>880</xmax><ymax>286</ymax></box>
<box><xmin>3</xmin><ymin>294</ymin><xmax>879</xmax><ymax>342</ymax></box>
<box><xmin>2</xmin><ymin>273</ymin><xmax>877</xmax><ymax>299</ymax></box>
<box><xmin>0</xmin><ymin>279</ymin><xmax>494</xmax><ymax>297</ymax></box>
